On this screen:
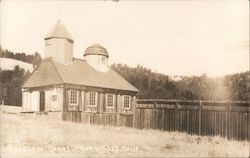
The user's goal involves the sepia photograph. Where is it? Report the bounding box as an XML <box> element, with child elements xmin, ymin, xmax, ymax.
<box><xmin>0</xmin><ymin>0</ymin><xmax>249</xmax><ymax>157</ymax></box>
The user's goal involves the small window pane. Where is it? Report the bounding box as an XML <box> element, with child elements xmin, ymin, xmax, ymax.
<box><xmin>70</xmin><ymin>90</ymin><xmax>78</xmax><ymax>105</ymax></box>
<box><xmin>106</xmin><ymin>94</ymin><xmax>114</xmax><ymax>107</ymax></box>
<box><xmin>89</xmin><ymin>92</ymin><xmax>96</xmax><ymax>106</ymax></box>
<box><xmin>123</xmin><ymin>96</ymin><xmax>130</xmax><ymax>109</ymax></box>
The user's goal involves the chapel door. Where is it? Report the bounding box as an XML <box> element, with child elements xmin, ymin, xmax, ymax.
<box><xmin>40</xmin><ymin>91</ymin><xmax>45</xmax><ymax>111</ymax></box>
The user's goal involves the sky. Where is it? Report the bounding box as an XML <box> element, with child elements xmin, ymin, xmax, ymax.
<box><xmin>0</xmin><ymin>0</ymin><xmax>249</xmax><ymax>77</ymax></box>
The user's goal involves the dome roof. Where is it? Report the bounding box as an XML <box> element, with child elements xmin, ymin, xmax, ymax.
<box><xmin>84</xmin><ymin>44</ymin><xmax>109</xmax><ymax>57</ymax></box>
<box><xmin>44</xmin><ymin>20</ymin><xmax>73</xmax><ymax>42</ymax></box>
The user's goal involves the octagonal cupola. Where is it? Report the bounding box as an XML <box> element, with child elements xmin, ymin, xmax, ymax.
<box><xmin>84</xmin><ymin>44</ymin><xmax>109</xmax><ymax>72</ymax></box>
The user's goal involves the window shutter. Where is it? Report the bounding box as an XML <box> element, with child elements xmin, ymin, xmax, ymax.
<box><xmin>129</xmin><ymin>96</ymin><xmax>132</xmax><ymax>109</ymax></box>
<box><xmin>121</xmin><ymin>95</ymin><xmax>124</xmax><ymax>110</ymax></box>
<box><xmin>77</xmin><ymin>91</ymin><xmax>79</xmax><ymax>106</ymax></box>
<box><xmin>113</xmin><ymin>94</ymin><xmax>116</xmax><ymax>108</ymax></box>
<box><xmin>95</xmin><ymin>92</ymin><xmax>98</xmax><ymax>106</ymax></box>
<box><xmin>68</xmin><ymin>90</ymin><xmax>71</xmax><ymax>106</ymax></box>
<box><xmin>81</xmin><ymin>91</ymin><xmax>85</xmax><ymax>111</ymax></box>
<box><xmin>113</xmin><ymin>94</ymin><xmax>116</xmax><ymax>112</ymax></box>
<box><xmin>86</xmin><ymin>92</ymin><xmax>89</xmax><ymax>107</ymax></box>
<box><xmin>104</xmin><ymin>93</ymin><xmax>108</xmax><ymax>107</ymax></box>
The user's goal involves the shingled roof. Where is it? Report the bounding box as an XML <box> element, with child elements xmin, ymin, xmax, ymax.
<box><xmin>23</xmin><ymin>58</ymin><xmax>139</xmax><ymax>92</ymax></box>
<box><xmin>84</xmin><ymin>44</ymin><xmax>109</xmax><ymax>57</ymax></box>
<box><xmin>44</xmin><ymin>20</ymin><xmax>74</xmax><ymax>42</ymax></box>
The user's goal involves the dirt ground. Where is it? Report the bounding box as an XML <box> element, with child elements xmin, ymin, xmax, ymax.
<box><xmin>0</xmin><ymin>109</ymin><xmax>249</xmax><ymax>157</ymax></box>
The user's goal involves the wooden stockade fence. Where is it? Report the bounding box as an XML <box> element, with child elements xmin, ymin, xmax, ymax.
<box><xmin>62</xmin><ymin>99</ymin><xmax>250</xmax><ymax>141</ymax></box>
<box><xmin>135</xmin><ymin>99</ymin><xmax>250</xmax><ymax>141</ymax></box>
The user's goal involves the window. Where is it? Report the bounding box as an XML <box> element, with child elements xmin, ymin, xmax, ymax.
<box><xmin>45</xmin><ymin>41</ymin><xmax>52</xmax><ymax>46</ymax></box>
<box><xmin>89</xmin><ymin>92</ymin><xmax>97</xmax><ymax>107</ymax></box>
<box><xmin>101</xmin><ymin>56</ymin><xmax>106</xmax><ymax>61</ymax></box>
<box><xmin>99</xmin><ymin>56</ymin><xmax>106</xmax><ymax>64</ymax></box>
<box><xmin>51</xmin><ymin>88</ymin><xmax>57</xmax><ymax>101</ymax></box>
<box><xmin>123</xmin><ymin>95</ymin><xmax>130</xmax><ymax>109</ymax></box>
<box><xmin>106</xmin><ymin>94</ymin><xmax>114</xmax><ymax>108</ymax></box>
<box><xmin>69</xmin><ymin>90</ymin><xmax>78</xmax><ymax>106</ymax></box>
<box><xmin>51</xmin><ymin>95</ymin><xmax>57</xmax><ymax>101</ymax></box>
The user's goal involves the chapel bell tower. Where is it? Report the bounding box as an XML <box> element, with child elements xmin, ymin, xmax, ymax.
<box><xmin>44</xmin><ymin>20</ymin><xmax>74</xmax><ymax>64</ymax></box>
<box><xmin>84</xmin><ymin>44</ymin><xmax>110</xmax><ymax>72</ymax></box>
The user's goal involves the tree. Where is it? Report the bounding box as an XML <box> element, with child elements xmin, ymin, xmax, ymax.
<box><xmin>0</xmin><ymin>47</ymin><xmax>42</xmax><ymax>65</ymax></box>
<box><xmin>0</xmin><ymin>66</ymin><xmax>31</xmax><ymax>106</ymax></box>
<box><xmin>32</xmin><ymin>52</ymin><xmax>42</xmax><ymax>66</ymax></box>
<box><xmin>111</xmin><ymin>63</ymin><xmax>248</xmax><ymax>101</ymax></box>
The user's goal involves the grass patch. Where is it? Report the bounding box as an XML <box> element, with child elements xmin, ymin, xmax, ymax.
<box><xmin>1</xmin><ymin>112</ymin><xmax>249</xmax><ymax>157</ymax></box>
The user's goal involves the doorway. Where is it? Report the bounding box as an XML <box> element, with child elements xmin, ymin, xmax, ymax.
<box><xmin>40</xmin><ymin>91</ymin><xmax>45</xmax><ymax>111</ymax></box>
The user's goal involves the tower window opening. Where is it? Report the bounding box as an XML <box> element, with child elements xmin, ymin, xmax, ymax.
<box><xmin>101</xmin><ymin>56</ymin><xmax>106</xmax><ymax>61</ymax></box>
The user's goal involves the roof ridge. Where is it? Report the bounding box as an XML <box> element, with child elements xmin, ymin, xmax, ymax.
<box><xmin>44</xmin><ymin>20</ymin><xmax>74</xmax><ymax>42</ymax></box>
<box><xmin>49</xmin><ymin>60</ymin><xmax>65</xmax><ymax>83</ymax></box>
<box><xmin>109</xmin><ymin>68</ymin><xmax>139</xmax><ymax>91</ymax></box>
<box><xmin>22</xmin><ymin>61</ymin><xmax>42</xmax><ymax>87</ymax></box>
<box><xmin>22</xmin><ymin>60</ymin><xmax>64</xmax><ymax>88</ymax></box>
<box><xmin>73</xmin><ymin>58</ymin><xmax>86</xmax><ymax>62</ymax></box>
<box><xmin>51</xmin><ymin>60</ymin><xmax>65</xmax><ymax>83</ymax></box>
<box><xmin>43</xmin><ymin>57</ymin><xmax>53</xmax><ymax>62</ymax></box>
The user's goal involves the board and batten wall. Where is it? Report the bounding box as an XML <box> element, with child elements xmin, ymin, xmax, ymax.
<box><xmin>45</xmin><ymin>88</ymin><xmax>63</xmax><ymax>111</ymax></box>
<box><xmin>22</xmin><ymin>87</ymin><xmax>63</xmax><ymax>112</ymax></box>
<box><xmin>62</xmin><ymin>88</ymin><xmax>136</xmax><ymax>127</ymax></box>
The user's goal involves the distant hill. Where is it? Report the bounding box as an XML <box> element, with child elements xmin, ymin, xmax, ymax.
<box><xmin>111</xmin><ymin>63</ymin><xmax>249</xmax><ymax>101</ymax></box>
<box><xmin>0</xmin><ymin>47</ymin><xmax>42</xmax><ymax>67</ymax></box>
<box><xmin>0</xmin><ymin>57</ymin><xmax>34</xmax><ymax>72</ymax></box>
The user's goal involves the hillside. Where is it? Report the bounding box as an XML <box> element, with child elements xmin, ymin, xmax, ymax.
<box><xmin>0</xmin><ymin>57</ymin><xmax>34</xmax><ymax>72</ymax></box>
<box><xmin>0</xmin><ymin>48</ymin><xmax>42</xmax><ymax>106</ymax></box>
<box><xmin>111</xmin><ymin>64</ymin><xmax>250</xmax><ymax>101</ymax></box>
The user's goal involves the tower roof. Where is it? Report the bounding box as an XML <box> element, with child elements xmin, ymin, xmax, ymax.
<box><xmin>44</xmin><ymin>20</ymin><xmax>73</xmax><ymax>42</ymax></box>
<box><xmin>84</xmin><ymin>44</ymin><xmax>109</xmax><ymax>57</ymax></box>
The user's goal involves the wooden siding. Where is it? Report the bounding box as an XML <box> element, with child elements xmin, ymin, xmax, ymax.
<box><xmin>64</xmin><ymin>88</ymin><xmax>135</xmax><ymax>113</ymax></box>
<box><xmin>62</xmin><ymin>88</ymin><xmax>136</xmax><ymax>127</ymax></box>
<box><xmin>62</xmin><ymin>111</ymin><xmax>134</xmax><ymax>127</ymax></box>
<box><xmin>45</xmin><ymin>88</ymin><xmax>63</xmax><ymax>111</ymax></box>
<box><xmin>135</xmin><ymin>99</ymin><xmax>250</xmax><ymax>141</ymax></box>
<box><xmin>23</xmin><ymin>85</ymin><xmax>64</xmax><ymax>112</ymax></box>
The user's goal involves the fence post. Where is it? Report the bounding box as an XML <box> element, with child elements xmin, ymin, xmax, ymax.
<box><xmin>227</xmin><ymin>104</ymin><xmax>231</xmax><ymax>140</ymax></box>
<box><xmin>0</xmin><ymin>100</ymin><xmax>4</xmax><ymax>112</ymax></box>
<box><xmin>175</xmin><ymin>102</ymin><xmax>179</xmax><ymax>131</ymax></box>
<box><xmin>133</xmin><ymin>96</ymin><xmax>136</xmax><ymax>128</ymax></box>
<box><xmin>199</xmin><ymin>100</ymin><xmax>202</xmax><ymax>135</ymax></box>
<box><xmin>153</xmin><ymin>99</ymin><xmax>157</xmax><ymax>129</ymax></box>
